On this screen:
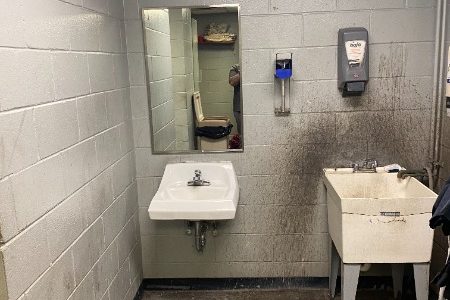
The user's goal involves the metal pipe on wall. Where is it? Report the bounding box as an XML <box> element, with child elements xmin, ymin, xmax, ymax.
<box><xmin>432</xmin><ymin>1</ymin><xmax>448</xmax><ymax>299</ymax></box>
<box><xmin>431</xmin><ymin>0</ymin><xmax>448</xmax><ymax>168</ymax></box>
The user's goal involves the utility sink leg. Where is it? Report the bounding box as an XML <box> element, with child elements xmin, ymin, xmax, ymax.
<box><xmin>341</xmin><ymin>262</ymin><xmax>360</xmax><ymax>300</ymax></box>
<box><xmin>413</xmin><ymin>263</ymin><xmax>429</xmax><ymax>300</ymax></box>
<box><xmin>329</xmin><ymin>240</ymin><xmax>340</xmax><ymax>298</ymax></box>
<box><xmin>392</xmin><ymin>264</ymin><xmax>404</xmax><ymax>299</ymax></box>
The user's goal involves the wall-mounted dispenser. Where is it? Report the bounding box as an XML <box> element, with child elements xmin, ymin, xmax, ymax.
<box><xmin>274</xmin><ymin>52</ymin><xmax>292</xmax><ymax>115</ymax></box>
<box><xmin>338</xmin><ymin>27</ymin><xmax>369</xmax><ymax>97</ymax></box>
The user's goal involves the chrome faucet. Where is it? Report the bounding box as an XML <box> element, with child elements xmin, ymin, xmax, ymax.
<box><xmin>187</xmin><ymin>170</ymin><xmax>210</xmax><ymax>186</ymax></box>
<box><xmin>352</xmin><ymin>159</ymin><xmax>378</xmax><ymax>173</ymax></box>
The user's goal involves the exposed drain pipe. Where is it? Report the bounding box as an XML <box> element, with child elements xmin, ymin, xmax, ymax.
<box><xmin>431</xmin><ymin>0</ymin><xmax>447</xmax><ymax>172</ymax></box>
<box><xmin>194</xmin><ymin>221</ymin><xmax>207</xmax><ymax>252</ymax></box>
<box><xmin>186</xmin><ymin>221</ymin><xmax>218</xmax><ymax>252</ymax></box>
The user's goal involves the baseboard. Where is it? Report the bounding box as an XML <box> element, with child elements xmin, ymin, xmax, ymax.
<box><xmin>140</xmin><ymin>277</ymin><xmax>328</xmax><ymax>291</ymax></box>
<box><xmin>134</xmin><ymin>276</ymin><xmax>439</xmax><ymax>299</ymax></box>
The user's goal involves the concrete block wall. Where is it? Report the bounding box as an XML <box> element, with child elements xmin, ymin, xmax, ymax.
<box><xmin>134</xmin><ymin>0</ymin><xmax>438</xmax><ymax>278</ymax></box>
<box><xmin>193</xmin><ymin>19</ymin><xmax>201</xmax><ymax>93</ymax></box>
<box><xmin>142</xmin><ymin>9</ymin><xmax>176</xmax><ymax>152</ymax></box>
<box><xmin>196</xmin><ymin>13</ymin><xmax>239</xmax><ymax>131</ymax></box>
<box><xmin>169</xmin><ymin>8</ymin><xmax>196</xmax><ymax>151</ymax></box>
<box><xmin>0</xmin><ymin>1</ymin><xmax>141</xmax><ymax>299</ymax></box>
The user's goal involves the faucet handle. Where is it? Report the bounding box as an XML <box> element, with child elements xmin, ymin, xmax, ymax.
<box><xmin>194</xmin><ymin>170</ymin><xmax>202</xmax><ymax>180</ymax></box>
<box><xmin>364</xmin><ymin>159</ymin><xmax>378</xmax><ymax>169</ymax></box>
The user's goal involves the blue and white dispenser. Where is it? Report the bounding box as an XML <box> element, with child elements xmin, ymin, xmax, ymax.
<box><xmin>274</xmin><ymin>53</ymin><xmax>293</xmax><ymax>115</ymax></box>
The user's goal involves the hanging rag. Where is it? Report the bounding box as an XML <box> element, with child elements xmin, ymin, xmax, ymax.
<box><xmin>433</xmin><ymin>258</ymin><xmax>450</xmax><ymax>288</ymax></box>
<box><xmin>430</xmin><ymin>177</ymin><xmax>450</xmax><ymax>290</ymax></box>
<box><xmin>430</xmin><ymin>177</ymin><xmax>450</xmax><ymax>235</ymax></box>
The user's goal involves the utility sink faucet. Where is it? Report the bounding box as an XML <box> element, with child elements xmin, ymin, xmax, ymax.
<box><xmin>187</xmin><ymin>169</ymin><xmax>211</xmax><ymax>186</ymax></box>
<box><xmin>352</xmin><ymin>159</ymin><xmax>378</xmax><ymax>173</ymax></box>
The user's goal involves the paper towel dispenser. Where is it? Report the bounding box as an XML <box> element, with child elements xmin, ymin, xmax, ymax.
<box><xmin>338</xmin><ymin>27</ymin><xmax>369</xmax><ymax>97</ymax></box>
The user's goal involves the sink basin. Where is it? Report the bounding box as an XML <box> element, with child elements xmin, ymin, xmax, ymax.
<box><xmin>323</xmin><ymin>168</ymin><xmax>437</xmax><ymax>263</ymax></box>
<box><xmin>148</xmin><ymin>162</ymin><xmax>239</xmax><ymax>220</ymax></box>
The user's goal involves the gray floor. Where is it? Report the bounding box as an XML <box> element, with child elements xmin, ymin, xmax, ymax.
<box><xmin>141</xmin><ymin>288</ymin><xmax>406</xmax><ymax>300</ymax></box>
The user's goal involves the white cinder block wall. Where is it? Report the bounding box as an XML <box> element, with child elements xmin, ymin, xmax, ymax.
<box><xmin>131</xmin><ymin>0</ymin><xmax>438</xmax><ymax>278</ymax></box>
<box><xmin>170</xmin><ymin>8</ymin><xmax>196</xmax><ymax>151</ymax></box>
<box><xmin>143</xmin><ymin>9</ymin><xmax>177</xmax><ymax>152</ymax></box>
<box><xmin>0</xmin><ymin>1</ymin><xmax>142</xmax><ymax>299</ymax></box>
<box><xmin>0</xmin><ymin>0</ymin><xmax>442</xmax><ymax>298</ymax></box>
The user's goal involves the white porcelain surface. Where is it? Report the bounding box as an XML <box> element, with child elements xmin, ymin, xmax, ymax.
<box><xmin>324</xmin><ymin>168</ymin><xmax>437</xmax><ymax>263</ymax></box>
<box><xmin>148</xmin><ymin>162</ymin><xmax>239</xmax><ymax>220</ymax></box>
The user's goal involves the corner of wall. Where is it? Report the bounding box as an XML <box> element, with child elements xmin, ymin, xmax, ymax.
<box><xmin>0</xmin><ymin>251</ymin><xmax>7</xmax><ymax>300</ymax></box>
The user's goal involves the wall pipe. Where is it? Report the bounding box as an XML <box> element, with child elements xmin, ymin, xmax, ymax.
<box><xmin>432</xmin><ymin>0</ymin><xmax>447</xmax><ymax>170</ymax></box>
<box><xmin>434</xmin><ymin>2</ymin><xmax>448</xmax><ymax>299</ymax></box>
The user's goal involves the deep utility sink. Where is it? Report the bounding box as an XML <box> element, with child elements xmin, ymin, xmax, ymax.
<box><xmin>324</xmin><ymin>168</ymin><xmax>437</xmax><ymax>264</ymax></box>
<box><xmin>148</xmin><ymin>162</ymin><xmax>239</xmax><ymax>220</ymax></box>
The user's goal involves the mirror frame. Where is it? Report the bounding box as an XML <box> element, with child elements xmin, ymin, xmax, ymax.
<box><xmin>140</xmin><ymin>4</ymin><xmax>244</xmax><ymax>155</ymax></box>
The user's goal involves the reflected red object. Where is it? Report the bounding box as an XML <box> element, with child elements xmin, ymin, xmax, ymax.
<box><xmin>229</xmin><ymin>134</ymin><xmax>241</xmax><ymax>149</ymax></box>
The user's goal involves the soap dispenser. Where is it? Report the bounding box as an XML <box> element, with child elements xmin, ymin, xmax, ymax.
<box><xmin>338</xmin><ymin>27</ymin><xmax>369</xmax><ymax>97</ymax></box>
<box><xmin>274</xmin><ymin>52</ymin><xmax>292</xmax><ymax>115</ymax></box>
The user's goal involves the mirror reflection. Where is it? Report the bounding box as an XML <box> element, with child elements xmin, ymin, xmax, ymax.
<box><xmin>142</xmin><ymin>6</ymin><xmax>242</xmax><ymax>153</ymax></box>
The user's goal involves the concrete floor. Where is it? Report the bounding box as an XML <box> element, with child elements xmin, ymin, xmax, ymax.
<box><xmin>140</xmin><ymin>288</ymin><xmax>413</xmax><ymax>300</ymax></box>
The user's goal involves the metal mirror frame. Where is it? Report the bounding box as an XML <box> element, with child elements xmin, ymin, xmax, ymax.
<box><xmin>140</xmin><ymin>4</ymin><xmax>244</xmax><ymax>155</ymax></box>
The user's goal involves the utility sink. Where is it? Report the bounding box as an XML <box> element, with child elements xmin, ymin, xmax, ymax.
<box><xmin>148</xmin><ymin>162</ymin><xmax>239</xmax><ymax>220</ymax></box>
<box><xmin>323</xmin><ymin>168</ymin><xmax>437</xmax><ymax>263</ymax></box>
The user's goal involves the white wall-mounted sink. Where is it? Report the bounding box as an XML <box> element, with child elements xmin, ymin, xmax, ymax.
<box><xmin>324</xmin><ymin>168</ymin><xmax>437</xmax><ymax>263</ymax></box>
<box><xmin>148</xmin><ymin>162</ymin><xmax>239</xmax><ymax>220</ymax></box>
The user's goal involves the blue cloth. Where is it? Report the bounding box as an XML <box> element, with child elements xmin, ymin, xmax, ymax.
<box><xmin>430</xmin><ymin>177</ymin><xmax>450</xmax><ymax>235</ymax></box>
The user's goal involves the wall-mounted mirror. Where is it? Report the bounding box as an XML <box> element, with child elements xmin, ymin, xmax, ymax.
<box><xmin>142</xmin><ymin>5</ymin><xmax>242</xmax><ymax>154</ymax></box>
